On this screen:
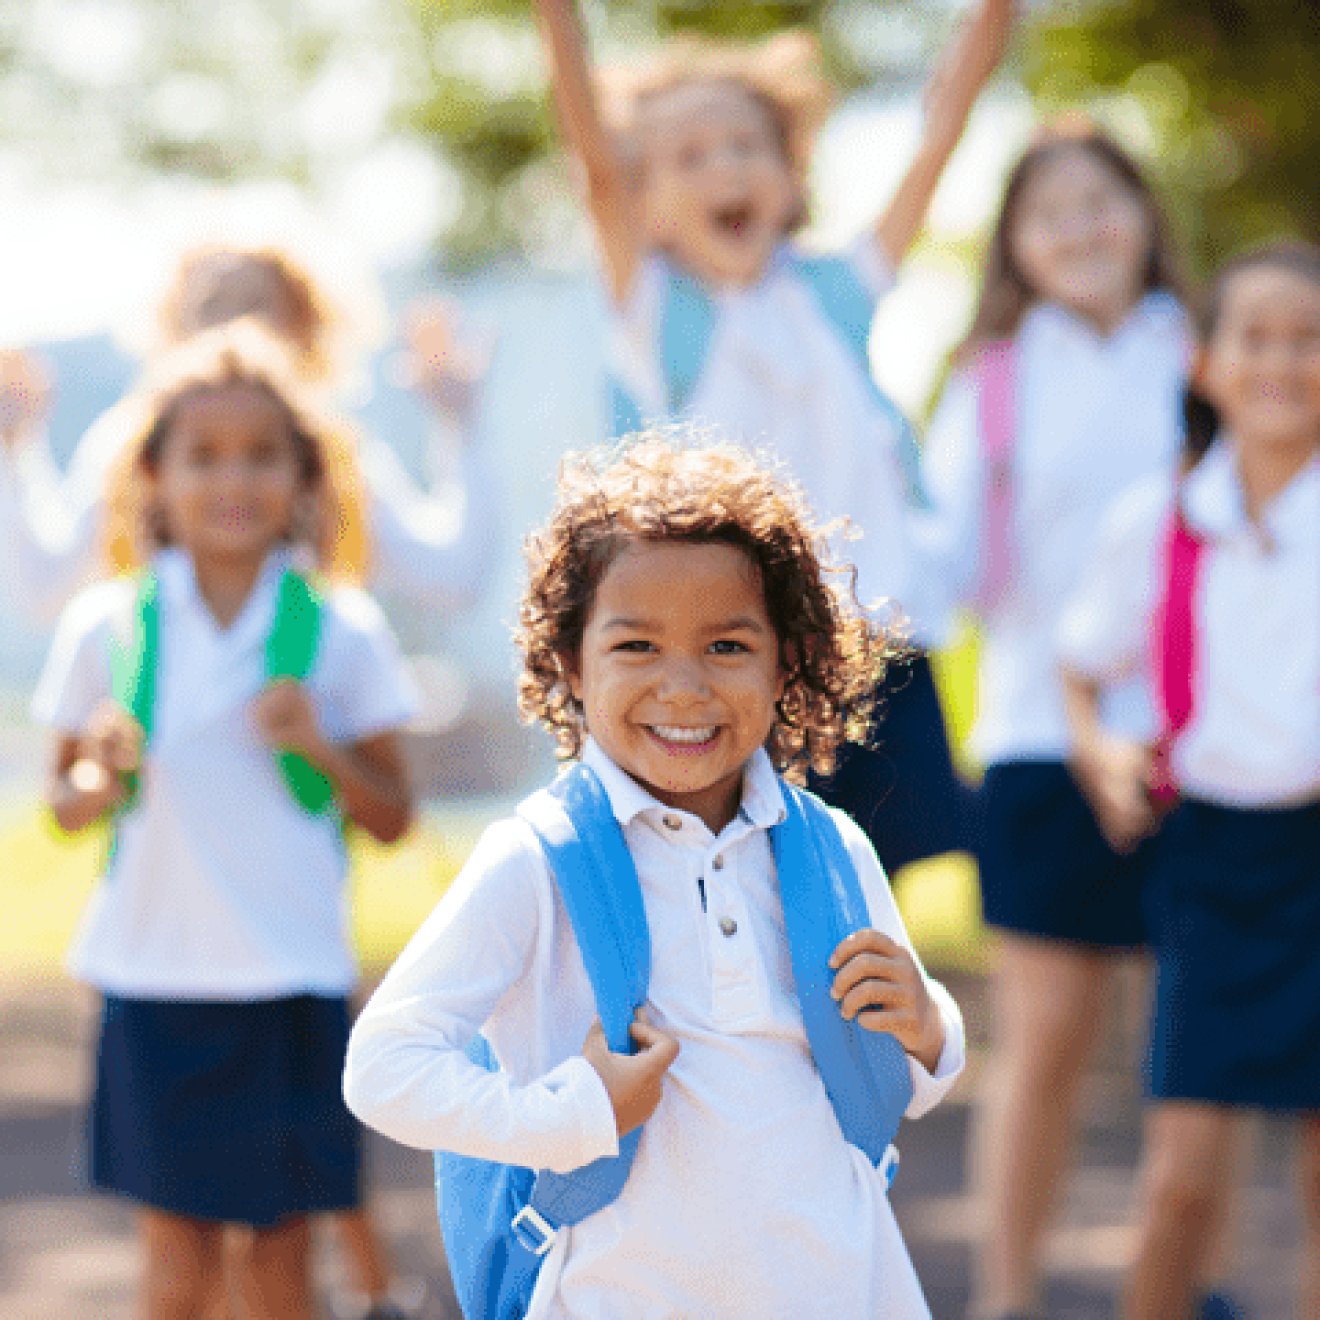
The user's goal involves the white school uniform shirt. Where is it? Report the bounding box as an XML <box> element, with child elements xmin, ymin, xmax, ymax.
<box><xmin>1058</xmin><ymin>440</ymin><xmax>1320</xmax><ymax>809</ymax></box>
<box><xmin>31</xmin><ymin>546</ymin><xmax>419</xmax><ymax>999</ymax></box>
<box><xmin>916</xmin><ymin>293</ymin><xmax>1189</xmax><ymax>764</ymax></box>
<box><xmin>0</xmin><ymin>398</ymin><xmax>499</xmax><ymax>623</ymax></box>
<box><xmin>345</xmin><ymin>737</ymin><xmax>965</xmax><ymax>1320</ymax></box>
<box><xmin>612</xmin><ymin>239</ymin><xmax>934</xmax><ymax>641</ymax></box>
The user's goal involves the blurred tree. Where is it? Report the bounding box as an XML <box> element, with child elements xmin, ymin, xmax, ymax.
<box><xmin>1025</xmin><ymin>0</ymin><xmax>1320</xmax><ymax>278</ymax></box>
<box><xmin>391</xmin><ymin>0</ymin><xmax>969</xmax><ymax>266</ymax></box>
<box><xmin>0</xmin><ymin>0</ymin><xmax>970</xmax><ymax>265</ymax></box>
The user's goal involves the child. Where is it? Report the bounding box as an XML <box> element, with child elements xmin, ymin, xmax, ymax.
<box><xmin>0</xmin><ymin>241</ymin><xmax>499</xmax><ymax>621</ymax></box>
<box><xmin>1060</xmin><ymin>241</ymin><xmax>1320</xmax><ymax>1320</ymax></box>
<box><xmin>914</xmin><ymin>121</ymin><xmax>1194</xmax><ymax>1319</ymax></box>
<box><xmin>344</xmin><ymin>432</ymin><xmax>966</xmax><ymax>1319</ymax></box>
<box><xmin>31</xmin><ymin>320</ymin><xmax>419</xmax><ymax>1320</ymax></box>
<box><xmin>531</xmin><ymin>0</ymin><xmax>1013</xmax><ymax>877</ymax></box>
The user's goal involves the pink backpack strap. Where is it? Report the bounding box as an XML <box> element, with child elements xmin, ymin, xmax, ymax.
<box><xmin>974</xmin><ymin>340</ymin><xmax>1017</xmax><ymax>612</ymax></box>
<box><xmin>1150</xmin><ymin>493</ymin><xmax>1206</xmax><ymax>802</ymax></box>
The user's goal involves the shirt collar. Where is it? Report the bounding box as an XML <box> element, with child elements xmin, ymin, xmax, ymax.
<box><xmin>1184</xmin><ymin>438</ymin><xmax>1320</xmax><ymax>546</ymax></box>
<box><xmin>1022</xmin><ymin>290</ymin><xmax>1187</xmax><ymax>354</ymax></box>
<box><xmin>153</xmin><ymin>545</ymin><xmax>294</xmax><ymax>643</ymax></box>
<box><xmin>579</xmin><ymin>736</ymin><xmax>787</xmax><ymax>835</ymax></box>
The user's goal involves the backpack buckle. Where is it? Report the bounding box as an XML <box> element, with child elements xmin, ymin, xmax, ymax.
<box><xmin>879</xmin><ymin>1144</ymin><xmax>900</xmax><ymax>1189</ymax></box>
<box><xmin>511</xmin><ymin>1204</ymin><xmax>558</xmax><ymax>1257</ymax></box>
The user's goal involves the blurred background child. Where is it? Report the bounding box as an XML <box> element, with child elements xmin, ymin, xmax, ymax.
<box><xmin>533</xmin><ymin>0</ymin><xmax>1014</xmax><ymax>879</ymax></box>
<box><xmin>915</xmin><ymin>121</ymin><xmax>1192</xmax><ymax>1320</ymax></box>
<box><xmin>31</xmin><ymin>321</ymin><xmax>418</xmax><ymax>1320</ymax></box>
<box><xmin>0</xmin><ymin>241</ymin><xmax>499</xmax><ymax>623</ymax></box>
<box><xmin>1061</xmin><ymin>241</ymin><xmax>1320</xmax><ymax>1320</ymax></box>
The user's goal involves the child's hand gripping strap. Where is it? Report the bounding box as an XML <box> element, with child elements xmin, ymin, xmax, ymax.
<box><xmin>111</xmin><ymin>567</ymin><xmax>334</xmax><ymax>818</ymax></box>
<box><xmin>434</xmin><ymin>764</ymin><xmax>649</xmax><ymax>1320</ymax></box>
<box><xmin>264</xmin><ymin>569</ymin><xmax>336</xmax><ymax>816</ymax></box>
<box><xmin>1150</xmin><ymin>497</ymin><xmax>1206</xmax><ymax>805</ymax></box>
<box><xmin>773</xmin><ymin>783</ymin><xmax>914</xmax><ymax>1181</ymax></box>
<box><xmin>973</xmin><ymin>339</ymin><xmax>1017</xmax><ymax>612</ymax></box>
<box><xmin>109</xmin><ymin>570</ymin><xmax>160</xmax><ymax>812</ymax></box>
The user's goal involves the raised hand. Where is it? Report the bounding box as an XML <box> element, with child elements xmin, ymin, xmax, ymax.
<box><xmin>0</xmin><ymin>348</ymin><xmax>53</xmax><ymax>449</ymax></box>
<box><xmin>400</xmin><ymin>297</ymin><xmax>494</xmax><ymax>425</ymax></box>
<box><xmin>829</xmin><ymin>928</ymin><xmax>945</xmax><ymax>1073</ymax></box>
<box><xmin>581</xmin><ymin>1006</ymin><xmax>680</xmax><ymax>1138</ymax></box>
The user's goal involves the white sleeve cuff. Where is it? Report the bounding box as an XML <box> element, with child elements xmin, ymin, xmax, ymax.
<box><xmin>846</xmin><ymin>234</ymin><xmax>899</xmax><ymax>303</ymax></box>
<box><xmin>549</xmin><ymin>1054</ymin><xmax>621</xmax><ymax>1170</ymax></box>
<box><xmin>903</xmin><ymin>977</ymin><xmax>966</xmax><ymax>1119</ymax></box>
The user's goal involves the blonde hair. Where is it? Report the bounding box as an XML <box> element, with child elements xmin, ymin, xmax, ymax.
<box><xmin>102</xmin><ymin>319</ymin><xmax>371</xmax><ymax>581</ymax></box>
<box><xmin>153</xmin><ymin>244</ymin><xmax>359</xmax><ymax>388</ymax></box>
<box><xmin>600</xmin><ymin>29</ymin><xmax>834</xmax><ymax>233</ymax></box>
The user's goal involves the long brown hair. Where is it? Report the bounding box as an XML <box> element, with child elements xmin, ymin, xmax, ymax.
<box><xmin>957</xmin><ymin>121</ymin><xmax>1187</xmax><ymax>363</ymax></box>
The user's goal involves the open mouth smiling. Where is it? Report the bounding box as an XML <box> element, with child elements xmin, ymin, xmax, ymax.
<box><xmin>710</xmin><ymin>202</ymin><xmax>755</xmax><ymax>240</ymax></box>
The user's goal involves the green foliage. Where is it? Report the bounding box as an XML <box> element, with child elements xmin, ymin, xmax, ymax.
<box><xmin>1025</xmin><ymin>0</ymin><xmax>1320</xmax><ymax>277</ymax></box>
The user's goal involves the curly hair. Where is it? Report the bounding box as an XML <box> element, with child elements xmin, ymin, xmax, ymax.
<box><xmin>599</xmin><ymin>29</ymin><xmax>834</xmax><ymax>235</ymax></box>
<box><xmin>102</xmin><ymin>318</ymin><xmax>371</xmax><ymax>581</ymax></box>
<box><xmin>517</xmin><ymin>429</ymin><xmax>902</xmax><ymax>781</ymax></box>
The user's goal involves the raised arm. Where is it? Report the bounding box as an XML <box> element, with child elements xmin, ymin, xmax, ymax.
<box><xmin>534</xmin><ymin>0</ymin><xmax>641</xmax><ymax>303</ymax></box>
<box><xmin>873</xmin><ymin>0</ymin><xmax>1015</xmax><ymax>269</ymax></box>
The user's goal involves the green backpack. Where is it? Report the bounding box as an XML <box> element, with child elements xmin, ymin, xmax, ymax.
<box><xmin>110</xmin><ymin>566</ymin><xmax>337</xmax><ymax>816</ymax></box>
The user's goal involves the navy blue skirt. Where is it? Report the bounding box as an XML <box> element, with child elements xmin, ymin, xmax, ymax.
<box><xmin>92</xmin><ymin>994</ymin><xmax>361</xmax><ymax>1225</ymax></box>
<box><xmin>977</xmin><ymin>760</ymin><xmax>1149</xmax><ymax>949</ymax></box>
<box><xmin>1145</xmin><ymin>798</ymin><xmax>1320</xmax><ymax>1109</ymax></box>
<box><xmin>808</xmin><ymin>651</ymin><xmax>980</xmax><ymax>875</ymax></box>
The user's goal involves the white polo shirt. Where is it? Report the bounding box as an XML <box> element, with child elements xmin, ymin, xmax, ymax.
<box><xmin>916</xmin><ymin>293</ymin><xmax>1189</xmax><ymax>764</ymax></box>
<box><xmin>32</xmin><ymin>547</ymin><xmax>419</xmax><ymax>999</ymax></box>
<box><xmin>1058</xmin><ymin>441</ymin><xmax>1320</xmax><ymax>809</ymax></box>
<box><xmin>345</xmin><ymin>738</ymin><xmax>965</xmax><ymax>1320</ymax></box>
<box><xmin>611</xmin><ymin>239</ymin><xmax>932</xmax><ymax>640</ymax></box>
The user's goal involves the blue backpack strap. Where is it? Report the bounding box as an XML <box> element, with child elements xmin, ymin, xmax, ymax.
<box><xmin>772</xmin><ymin>781</ymin><xmax>914</xmax><ymax>1178</ymax></box>
<box><xmin>789</xmin><ymin>252</ymin><xmax>930</xmax><ymax>510</ymax></box>
<box><xmin>435</xmin><ymin>763</ymin><xmax>650</xmax><ymax>1319</ymax></box>
<box><xmin>660</xmin><ymin>261</ymin><xmax>718</xmax><ymax>416</ymax></box>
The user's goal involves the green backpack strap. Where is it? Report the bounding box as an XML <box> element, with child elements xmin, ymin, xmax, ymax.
<box><xmin>110</xmin><ymin>566</ymin><xmax>336</xmax><ymax>819</ymax></box>
<box><xmin>108</xmin><ymin>571</ymin><xmax>160</xmax><ymax>812</ymax></box>
<box><xmin>265</xmin><ymin>568</ymin><xmax>337</xmax><ymax>816</ymax></box>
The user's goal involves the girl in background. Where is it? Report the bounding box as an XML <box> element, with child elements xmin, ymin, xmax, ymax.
<box><xmin>0</xmin><ymin>241</ymin><xmax>499</xmax><ymax>622</ymax></box>
<box><xmin>533</xmin><ymin>0</ymin><xmax>1014</xmax><ymax>878</ymax></box>
<box><xmin>32</xmin><ymin>322</ymin><xmax>418</xmax><ymax>1320</ymax></box>
<box><xmin>1061</xmin><ymin>242</ymin><xmax>1320</xmax><ymax>1320</ymax></box>
<box><xmin>916</xmin><ymin>122</ymin><xmax>1193</xmax><ymax>1320</ymax></box>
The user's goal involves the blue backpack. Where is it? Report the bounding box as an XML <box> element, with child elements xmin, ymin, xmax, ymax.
<box><xmin>435</xmin><ymin>761</ymin><xmax>916</xmax><ymax>1320</ymax></box>
<box><xmin>609</xmin><ymin>251</ymin><xmax>929</xmax><ymax>509</ymax></box>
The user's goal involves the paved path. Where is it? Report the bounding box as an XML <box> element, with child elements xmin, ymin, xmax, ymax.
<box><xmin>0</xmin><ymin>972</ymin><xmax>1302</xmax><ymax>1319</ymax></box>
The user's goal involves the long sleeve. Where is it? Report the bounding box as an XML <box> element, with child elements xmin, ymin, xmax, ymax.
<box><xmin>344</xmin><ymin>818</ymin><xmax>619</xmax><ymax>1173</ymax></box>
<box><xmin>0</xmin><ymin>430</ymin><xmax>104</xmax><ymax>623</ymax></box>
<box><xmin>357</xmin><ymin>421</ymin><xmax>501</xmax><ymax>610</ymax></box>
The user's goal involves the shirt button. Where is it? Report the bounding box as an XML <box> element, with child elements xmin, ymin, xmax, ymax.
<box><xmin>712</xmin><ymin>855</ymin><xmax>725</xmax><ymax>871</ymax></box>
<box><xmin>719</xmin><ymin>916</ymin><xmax>737</xmax><ymax>937</ymax></box>
<box><xmin>663</xmin><ymin>814</ymin><xmax>683</xmax><ymax>831</ymax></box>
